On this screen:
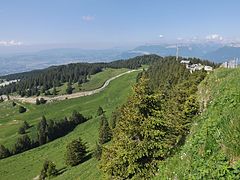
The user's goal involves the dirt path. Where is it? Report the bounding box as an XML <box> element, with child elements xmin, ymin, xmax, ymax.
<box><xmin>10</xmin><ymin>69</ymin><xmax>140</xmax><ymax>104</ymax></box>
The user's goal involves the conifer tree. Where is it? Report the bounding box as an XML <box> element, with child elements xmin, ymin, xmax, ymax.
<box><xmin>19</xmin><ymin>106</ymin><xmax>26</xmax><ymax>113</ymax></box>
<box><xmin>0</xmin><ymin>144</ymin><xmax>10</xmax><ymax>159</ymax></box>
<box><xmin>52</xmin><ymin>87</ymin><xmax>57</xmax><ymax>95</ymax></box>
<box><xmin>23</xmin><ymin>121</ymin><xmax>30</xmax><ymax>129</ymax></box>
<box><xmin>39</xmin><ymin>98</ymin><xmax>46</xmax><ymax>104</ymax></box>
<box><xmin>13</xmin><ymin>134</ymin><xmax>32</xmax><ymax>154</ymax></box>
<box><xmin>37</xmin><ymin>116</ymin><xmax>48</xmax><ymax>145</ymax></box>
<box><xmin>97</xmin><ymin>106</ymin><xmax>104</xmax><ymax>116</ymax></box>
<box><xmin>0</xmin><ymin>96</ymin><xmax>4</xmax><ymax>103</ymax></box>
<box><xmin>65</xmin><ymin>138</ymin><xmax>87</xmax><ymax>166</ymax></box>
<box><xmin>39</xmin><ymin>160</ymin><xmax>57</xmax><ymax>180</ymax></box>
<box><xmin>94</xmin><ymin>142</ymin><xmax>102</xmax><ymax>161</ymax></box>
<box><xmin>12</xmin><ymin>101</ymin><xmax>16</xmax><ymax>107</ymax></box>
<box><xmin>110</xmin><ymin>109</ymin><xmax>120</xmax><ymax>129</ymax></box>
<box><xmin>70</xmin><ymin>110</ymin><xmax>86</xmax><ymax>125</ymax></box>
<box><xmin>100</xmin><ymin>76</ymin><xmax>177</xmax><ymax>179</ymax></box>
<box><xmin>99</xmin><ymin>115</ymin><xmax>112</xmax><ymax>144</ymax></box>
<box><xmin>66</xmin><ymin>83</ymin><xmax>73</xmax><ymax>94</ymax></box>
<box><xmin>36</xmin><ymin>98</ymin><xmax>41</xmax><ymax>105</ymax></box>
<box><xmin>18</xmin><ymin>126</ymin><xmax>26</xmax><ymax>134</ymax></box>
<box><xmin>18</xmin><ymin>121</ymin><xmax>30</xmax><ymax>134</ymax></box>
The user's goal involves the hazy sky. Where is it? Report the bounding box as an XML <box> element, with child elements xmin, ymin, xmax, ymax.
<box><xmin>1</xmin><ymin>0</ymin><xmax>240</xmax><ymax>48</ymax></box>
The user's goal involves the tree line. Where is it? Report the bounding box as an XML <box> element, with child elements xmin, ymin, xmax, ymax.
<box><xmin>99</xmin><ymin>57</ymin><xmax>209</xmax><ymax>179</ymax></box>
<box><xmin>0</xmin><ymin>110</ymin><xmax>88</xmax><ymax>160</ymax></box>
<box><xmin>39</xmin><ymin>106</ymin><xmax>113</xmax><ymax>179</ymax></box>
<box><xmin>0</xmin><ymin>55</ymin><xmax>161</xmax><ymax>97</ymax></box>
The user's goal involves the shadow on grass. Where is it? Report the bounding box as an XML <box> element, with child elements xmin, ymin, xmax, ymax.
<box><xmin>56</xmin><ymin>153</ymin><xmax>93</xmax><ymax>176</ymax></box>
<box><xmin>57</xmin><ymin>166</ymin><xmax>68</xmax><ymax>176</ymax></box>
<box><xmin>81</xmin><ymin>153</ymin><xmax>93</xmax><ymax>163</ymax></box>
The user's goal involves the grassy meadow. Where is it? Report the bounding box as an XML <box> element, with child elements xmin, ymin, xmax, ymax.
<box><xmin>50</xmin><ymin>68</ymin><xmax>129</xmax><ymax>95</ymax></box>
<box><xmin>0</xmin><ymin>68</ymin><xmax>129</xmax><ymax>148</ymax></box>
<box><xmin>0</xmin><ymin>70</ymin><xmax>139</xmax><ymax>180</ymax></box>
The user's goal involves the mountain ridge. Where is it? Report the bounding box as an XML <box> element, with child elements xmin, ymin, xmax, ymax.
<box><xmin>0</xmin><ymin>43</ymin><xmax>239</xmax><ymax>75</ymax></box>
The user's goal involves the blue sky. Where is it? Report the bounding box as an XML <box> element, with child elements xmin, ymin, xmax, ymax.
<box><xmin>0</xmin><ymin>0</ymin><xmax>240</xmax><ymax>48</ymax></box>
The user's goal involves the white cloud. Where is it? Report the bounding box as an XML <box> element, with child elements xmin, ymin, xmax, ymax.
<box><xmin>0</xmin><ymin>40</ymin><xmax>23</xmax><ymax>46</ymax></box>
<box><xmin>166</xmin><ymin>45</ymin><xmax>177</xmax><ymax>48</ymax></box>
<box><xmin>159</xmin><ymin>34</ymin><xmax>164</xmax><ymax>38</ymax></box>
<box><xmin>206</xmin><ymin>34</ymin><xmax>223</xmax><ymax>41</ymax></box>
<box><xmin>177</xmin><ymin>37</ymin><xmax>184</xmax><ymax>41</ymax></box>
<box><xmin>82</xmin><ymin>15</ymin><xmax>95</xmax><ymax>21</ymax></box>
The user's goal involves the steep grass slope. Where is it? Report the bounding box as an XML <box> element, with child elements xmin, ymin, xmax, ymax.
<box><xmin>0</xmin><ymin>68</ymin><xmax>129</xmax><ymax>148</ymax></box>
<box><xmin>157</xmin><ymin>68</ymin><xmax>240</xmax><ymax>179</ymax></box>
<box><xmin>0</xmin><ymin>71</ymin><xmax>139</xmax><ymax>180</ymax></box>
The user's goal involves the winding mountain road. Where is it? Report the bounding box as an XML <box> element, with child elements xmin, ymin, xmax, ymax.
<box><xmin>10</xmin><ymin>69</ymin><xmax>140</xmax><ymax>104</ymax></box>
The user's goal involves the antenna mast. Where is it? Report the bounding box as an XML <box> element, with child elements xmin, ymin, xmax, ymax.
<box><xmin>176</xmin><ymin>45</ymin><xmax>179</xmax><ymax>61</ymax></box>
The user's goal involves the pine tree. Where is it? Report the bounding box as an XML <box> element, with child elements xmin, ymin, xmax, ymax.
<box><xmin>69</xmin><ymin>110</ymin><xmax>86</xmax><ymax>125</ymax></box>
<box><xmin>36</xmin><ymin>91</ymin><xmax>40</xmax><ymax>96</ymax></box>
<box><xmin>18</xmin><ymin>126</ymin><xmax>26</xmax><ymax>134</ymax></box>
<box><xmin>100</xmin><ymin>76</ymin><xmax>177</xmax><ymax>179</ymax></box>
<box><xmin>23</xmin><ymin>121</ymin><xmax>30</xmax><ymax>129</ymax></box>
<box><xmin>65</xmin><ymin>138</ymin><xmax>87</xmax><ymax>166</ymax></box>
<box><xmin>94</xmin><ymin>142</ymin><xmax>102</xmax><ymax>161</ymax></box>
<box><xmin>18</xmin><ymin>121</ymin><xmax>30</xmax><ymax>134</ymax></box>
<box><xmin>97</xmin><ymin>106</ymin><xmax>104</xmax><ymax>116</ymax></box>
<box><xmin>19</xmin><ymin>106</ymin><xmax>27</xmax><ymax>113</ymax></box>
<box><xmin>37</xmin><ymin>116</ymin><xmax>48</xmax><ymax>145</ymax></box>
<box><xmin>99</xmin><ymin>115</ymin><xmax>112</xmax><ymax>144</ymax></box>
<box><xmin>0</xmin><ymin>96</ymin><xmax>4</xmax><ymax>103</ymax></box>
<box><xmin>66</xmin><ymin>83</ymin><xmax>73</xmax><ymax>94</ymax></box>
<box><xmin>44</xmin><ymin>90</ymin><xmax>51</xmax><ymax>96</ymax></box>
<box><xmin>39</xmin><ymin>160</ymin><xmax>57</xmax><ymax>180</ymax></box>
<box><xmin>52</xmin><ymin>87</ymin><xmax>57</xmax><ymax>95</ymax></box>
<box><xmin>13</xmin><ymin>134</ymin><xmax>32</xmax><ymax>154</ymax></box>
<box><xmin>39</xmin><ymin>98</ymin><xmax>46</xmax><ymax>104</ymax></box>
<box><xmin>12</xmin><ymin>101</ymin><xmax>16</xmax><ymax>107</ymax></box>
<box><xmin>0</xmin><ymin>144</ymin><xmax>10</xmax><ymax>159</ymax></box>
<box><xmin>46</xmin><ymin>119</ymin><xmax>55</xmax><ymax>141</ymax></box>
<box><xmin>110</xmin><ymin>109</ymin><xmax>120</xmax><ymax>129</ymax></box>
<box><xmin>36</xmin><ymin>98</ymin><xmax>41</xmax><ymax>105</ymax></box>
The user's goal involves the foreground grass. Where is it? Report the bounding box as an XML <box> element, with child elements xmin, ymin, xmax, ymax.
<box><xmin>0</xmin><ymin>71</ymin><xmax>139</xmax><ymax>180</ymax></box>
<box><xmin>156</xmin><ymin>68</ymin><xmax>240</xmax><ymax>179</ymax></box>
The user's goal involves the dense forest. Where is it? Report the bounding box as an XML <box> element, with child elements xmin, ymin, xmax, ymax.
<box><xmin>99</xmin><ymin>56</ymin><xmax>209</xmax><ymax>179</ymax></box>
<box><xmin>0</xmin><ymin>55</ymin><xmax>161</xmax><ymax>96</ymax></box>
<box><xmin>0</xmin><ymin>55</ymin><xmax>216</xmax><ymax>97</ymax></box>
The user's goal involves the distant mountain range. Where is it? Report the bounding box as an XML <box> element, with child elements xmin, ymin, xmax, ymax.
<box><xmin>203</xmin><ymin>46</ymin><xmax>240</xmax><ymax>61</ymax></box>
<box><xmin>123</xmin><ymin>43</ymin><xmax>220</xmax><ymax>59</ymax></box>
<box><xmin>122</xmin><ymin>43</ymin><xmax>240</xmax><ymax>61</ymax></box>
<box><xmin>0</xmin><ymin>43</ymin><xmax>239</xmax><ymax>75</ymax></box>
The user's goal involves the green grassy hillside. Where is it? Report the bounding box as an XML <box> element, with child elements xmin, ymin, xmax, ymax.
<box><xmin>53</xmin><ymin>68</ymin><xmax>129</xmax><ymax>95</ymax></box>
<box><xmin>156</xmin><ymin>68</ymin><xmax>240</xmax><ymax>179</ymax></box>
<box><xmin>0</xmin><ymin>68</ymin><xmax>129</xmax><ymax>148</ymax></box>
<box><xmin>0</xmin><ymin>71</ymin><xmax>139</xmax><ymax>180</ymax></box>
